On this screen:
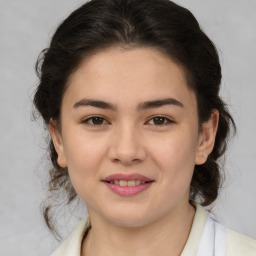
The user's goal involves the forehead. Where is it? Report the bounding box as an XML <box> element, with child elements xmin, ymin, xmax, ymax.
<box><xmin>70</xmin><ymin>46</ymin><xmax>186</xmax><ymax>85</ymax></box>
<box><xmin>64</xmin><ymin>47</ymin><xmax>197</xmax><ymax>111</ymax></box>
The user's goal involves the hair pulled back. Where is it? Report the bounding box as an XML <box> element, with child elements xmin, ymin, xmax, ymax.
<box><xmin>33</xmin><ymin>0</ymin><xmax>236</xmax><ymax>236</ymax></box>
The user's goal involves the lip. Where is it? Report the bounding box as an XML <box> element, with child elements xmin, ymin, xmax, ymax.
<box><xmin>103</xmin><ymin>181</ymin><xmax>154</xmax><ymax>196</ymax></box>
<box><xmin>102</xmin><ymin>173</ymin><xmax>154</xmax><ymax>182</ymax></box>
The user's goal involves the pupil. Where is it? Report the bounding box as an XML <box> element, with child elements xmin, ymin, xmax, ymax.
<box><xmin>92</xmin><ymin>117</ymin><xmax>165</xmax><ymax>125</ymax></box>
<box><xmin>93</xmin><ymin>117</ymin><xmax>103</xmax><ymax>124</ymax></box>
<box><xmin>154</xmin><ymin>117</ymin><xmax>164</xmax><ymax>125</ymax></box>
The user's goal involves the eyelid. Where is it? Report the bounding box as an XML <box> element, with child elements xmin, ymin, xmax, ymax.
<box><xmin>81</xmin><ymin>115</ymin><xmax>109</xmax><ymax>126</ymax></box>
<box><xmin>146</xmin><ymin>115</ymin><xmax>175</xmax><ymax>127</ymax></box>
<box><xmin>81</xmin><ymin>115</ymin><xmax>175</xmax><ymax>127</ymax></box>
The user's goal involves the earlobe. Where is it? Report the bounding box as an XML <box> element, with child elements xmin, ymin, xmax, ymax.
<box><xmin>49</xmin><ymin>119</ymin><xmax>67</xmax><ymax>168</ymax></box>
<box><xmin>195</xmin><ymin>110</ymin><xmax>219</xmax><ymax>165</ymax></box>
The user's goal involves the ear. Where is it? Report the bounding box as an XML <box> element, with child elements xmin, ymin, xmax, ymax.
<box><xmin>49</xmin><ymin>119</ymin><xmax>67</xmax><ymax>168</ymax></box>
<box><xmin>195</xmin><ymin>109</ymin><xmax>219</xmax><ymax>165</ymax></box>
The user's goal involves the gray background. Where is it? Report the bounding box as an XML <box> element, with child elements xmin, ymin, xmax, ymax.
<box><xmin>0</xmin><ymin>0</ymin><xmax>255</xmax><ymax>255</ymax></box>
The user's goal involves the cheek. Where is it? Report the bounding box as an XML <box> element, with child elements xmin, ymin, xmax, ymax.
<box><xmin>62</xmin><ymin>132</ymin><xmax>106</xmax><ymax>190</ymax></box>
<box><xmin>154</xmin><ymin>131</ymin><xmax>197</xmax><ymax>165</ymax></box>
<box><xmin>151</xmin><ymin>131</ymin><xmax>197</xmax><ymax>187</ymax></box>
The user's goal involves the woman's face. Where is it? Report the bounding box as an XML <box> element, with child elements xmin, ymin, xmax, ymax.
<box><xmin>51</xmin><ymin>47</ymin><xmax>214</xmax><ymax>227</ymax></box>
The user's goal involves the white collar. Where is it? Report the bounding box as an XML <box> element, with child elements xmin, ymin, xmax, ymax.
<box><xmin>51</xmin><ymin>203</ymin><xmax>225</xmax><ymax>256</ymax></box>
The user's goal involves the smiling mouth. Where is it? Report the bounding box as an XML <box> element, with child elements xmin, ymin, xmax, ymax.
<box><xmin>103</xmin><ymin>180</ymin><xmax>154</xmax><ymax>186</ymax></box>
<box><xmin>102</xmin><ymin>179</ymin><xmax>154</xmax><ymax>196</ymax></box>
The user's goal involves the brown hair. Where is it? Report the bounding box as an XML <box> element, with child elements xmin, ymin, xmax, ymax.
<box><xmin>33</xmin><ymin>0</ymin><xmax>236</xmax><ymax>237</ymax></box>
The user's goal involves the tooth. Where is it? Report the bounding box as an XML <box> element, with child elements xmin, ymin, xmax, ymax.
<box><xmin>120</xmin><ymin>180</ymin><xmax>128</xmax><ymax>186</ymax></box>
<box><xmin>110</xmin><ymin>180</ymin><xmax>146</xmax><ymax>186</ymax></box>
<box><xmin>128</xmin><ymin>180</ymin><xmax>136</xmax><ymax>186</ymax></box>
<box><xmin>135</xmin><ymin>180</ymin><xmax>141</xmax><ymax>185</ymax></box>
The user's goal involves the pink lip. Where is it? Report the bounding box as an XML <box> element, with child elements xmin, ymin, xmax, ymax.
<box><xmin>103</xmin><ymin>181</ymin><xmax>154</xmax><ymax>196</ymax></box>
<box><xmin>102</xmin><ymin>173</ymin><xmax>153</xmax><ymax>182</ymax></box>
<box><xmin>102</xmin><ymin>173</ymin><xmax>154</xmax><ymax>197</ymax></box>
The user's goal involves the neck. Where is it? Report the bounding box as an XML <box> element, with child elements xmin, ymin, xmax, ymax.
<box><xmin>82</xmin><ymin>202</ymin><xmax>196</xmax><ymax>256</ymax></box>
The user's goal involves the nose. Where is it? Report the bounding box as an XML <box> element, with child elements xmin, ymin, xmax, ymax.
<box><xmin>108</xmin><ymin>122</ymin><xmax>146</xmax><ymax>165</ymax></box>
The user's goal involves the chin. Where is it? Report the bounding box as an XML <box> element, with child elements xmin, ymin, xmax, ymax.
<box><xmin>103</xmin><ymin>208</ymin><xmax>155</xmax><ymax>228</ymax></box>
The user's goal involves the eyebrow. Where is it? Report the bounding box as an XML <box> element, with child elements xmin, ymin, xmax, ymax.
<box><xmin>73</xmin><ymin>97</ymin><xmax>184</xmax><ymax>111</ymax></box>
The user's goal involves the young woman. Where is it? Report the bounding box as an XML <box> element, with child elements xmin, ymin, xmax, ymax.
<box><xmin>33</xmin><ymin>0</ymin><xmax>256</xmax><ymax>255</ymax></box>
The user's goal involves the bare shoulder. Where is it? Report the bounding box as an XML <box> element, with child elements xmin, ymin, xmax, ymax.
<box><xmin>226</xmin><ymin>229</ymin><xmax>256</xmax><ymax>256</ymax></box>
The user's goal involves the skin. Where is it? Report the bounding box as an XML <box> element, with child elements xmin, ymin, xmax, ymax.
<box><xmin>50</xmin><ymin>47</ymin><xmax>219</xmax><ymax>256</ymax></box>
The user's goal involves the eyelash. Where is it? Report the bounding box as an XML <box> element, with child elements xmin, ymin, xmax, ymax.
<box><xmin>81</xmin><ymin>115</ymin><xmax>175</xmax><ymax>127</ymax></box>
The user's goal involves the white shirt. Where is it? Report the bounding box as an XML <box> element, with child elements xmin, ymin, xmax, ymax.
<box><xmin>51</xmin><ymin>203</ymin><xmax>256</xmax><ymax>256</ymax></box>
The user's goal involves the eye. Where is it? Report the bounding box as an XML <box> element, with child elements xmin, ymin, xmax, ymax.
<box><xmin>81</xmin><ymin>116</ymin><xmax>109</xmax><ymax>127</ymax></box>
<box><xmin>81</xmin><ymin>115</ymin><xmax>175</xmax><ymax>128</ymax></box>
<box><xmin>147</xmin><ymin>116</ymin><xmax>175</xmax><ymax>127</ymax></box>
